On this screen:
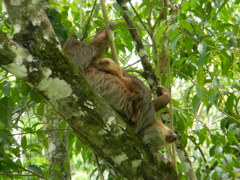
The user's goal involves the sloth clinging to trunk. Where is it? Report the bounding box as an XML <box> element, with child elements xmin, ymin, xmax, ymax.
<box><xmin>63</xmin><ymin>24</ymin><xmax>177</xmax><ymax>149</ymax></box>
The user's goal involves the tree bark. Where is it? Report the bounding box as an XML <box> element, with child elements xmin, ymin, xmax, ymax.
<box><xmin>44</xmin><ymin>107</ymin><xmax>71</xmax><ymax>180</ymax></box>
<box><xmin>0</xmin><ymin>1</ymin><xmax>178</xmax><ymax>179</ymax></box>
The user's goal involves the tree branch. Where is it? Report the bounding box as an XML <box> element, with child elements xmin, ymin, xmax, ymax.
<box><xmin>116</xmin><ymin>1</ymin><xmax>161</xmax><ymax>93</ymax></box>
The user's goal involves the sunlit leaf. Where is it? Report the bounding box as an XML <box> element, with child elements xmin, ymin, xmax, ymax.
<box><xmin>197</xmin><ymin>68</ymin><xmax>205</xmax><ymax>89</ymax></box>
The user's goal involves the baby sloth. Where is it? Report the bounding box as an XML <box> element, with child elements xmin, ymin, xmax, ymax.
<box><xmin>63</xmin><ymin>25</ymin><xmax>177</xmax><ymax>149</ymax></box>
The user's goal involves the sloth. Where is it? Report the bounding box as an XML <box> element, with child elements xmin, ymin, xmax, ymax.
<box><xmin>63</xmin><ymin>25</ymin><xmax>177</xmax><ymax>149</ymax></box>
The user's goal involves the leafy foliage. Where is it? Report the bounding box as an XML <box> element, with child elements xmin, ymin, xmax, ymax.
<box><xmin>0</xmin><ymin>0</ymin><xmax>239</xmax><ymax>179</ymax></box>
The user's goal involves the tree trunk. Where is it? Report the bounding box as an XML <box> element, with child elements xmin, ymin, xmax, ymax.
<box><xmin>44</xmin><ymin>107</ymin><xmax>71</xmax><ymax>180</ymax></box>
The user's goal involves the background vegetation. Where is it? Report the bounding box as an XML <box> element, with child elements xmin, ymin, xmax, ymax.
<box><xmin>0</xmin><ymin>0</ymin><xmax>239</xmax><ymax>179</ymax></box>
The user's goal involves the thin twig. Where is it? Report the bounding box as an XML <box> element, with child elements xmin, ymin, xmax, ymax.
<box><xmin>124</xmin><ymin>69</ymin><xmax>144</xmax><ymax>77</ymax></box>
<box><xmin>190</xmin><ymin>139</ymin><xmax>207</xmax><ymax>163</ymax></box>
<box><xmin>94</xmin><ymin>153</ymin><xmax>105</xmax><ymax>180</ymax></box>
<box><xmin>100</xmin><ymin>0</ymin><xmax>118</xmax><ymax>64</ymax></box>
<box><xmin>0</xmin><ymin>173</ymin><xmax>38</xmax><ymax>177</ymax></box>
<box><xmin>81</xmin><ymin>0</ymin><xmax>97</xmax><ymax>41</ymax></box>
<box><xmin>9</xmin><ymin>128</ymin><xmax>70</xmax><ymax>136</ymax></box>
<box><xmin>128</xmin><ymin>0</ymin><xmax>151</xmax><ymax>36</ymax></box>
<box><xmin>123</xmin><ymin>59</ymin><xmax>141</xmax><ymax>69</ymax></box>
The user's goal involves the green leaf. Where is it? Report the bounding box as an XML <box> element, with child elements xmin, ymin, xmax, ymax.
<box><xmin>75</xmin><ymin>139</ymin><xmax>83</xmax><ymax>154</ymax></box>
<box><xmin>180</xmin><ymin>20</ymin><xmax>193</xmax><ymax>33</ymax></box>
<box><xmin>213</xmin><ymin>77</ymin><xmax>219</xmax><ymax>89</ymax></box>
<box><xmin>197</xmin><ymin>68</ymin><xmax>205</xmax><ymax>89</ymax></box>
<box><xmin>220</xmin><ymin>117</ymin><xmax>228</xmax><ymax>132</ymax></box>
<box><xmin>188</xmin><ymin>135</ymin><xmax>196</xmax><ymax>144</ymax></box>
<box><xmin>21</xmin><ymin>136</ymin><xmax>27</xmax><ymax>150</ymax></box>
<box><xmin>168</xmin><ymin>23</ymin><xmax>178</xmax><ymax>39</ymax></box>
<box><xmin>170</xmin><ymin>34</ymin><xmax>181</xmax><ymax>51</ymax></box>
<box><xmin>197</xmin><ymin>128</ymin><xmax>207</xmax><ymax>144</ymax></box>
<box><xmin>180</xmin><ymin>134</ymin><xmax>188</xmax><ymax>148</ymax></box>
<box><xmin>197</xmin><ymin>42</ymin><xmax>208</xmax><ymax>67</ymax></box>
<box><xmin>228</xmin><ymin>37</ymin><xmax>238</xmax><ymax>48</ymax></box>
<box><xmin>48</xmin><ymin>8</ymin><xmax>67</xmax><ymax>43</ymax></box>
<box><xmin>155</xmin><ymin>24</ymin><xmax>168</xmax><ymax>42</ymax></box>
<box><xmin>0</xmin><ymin>131</ymin><xmax>9</xmax><ymax>144</ymax></box>
<box><xmin>185</xmin><ymin>37</ymin><xmax>193</xmax><ymax>53</ymax></box>
<box><xmin>220</xmin><ymin>52</ymin><xmax>233</xmax><ymax>77</ymax></box>
<box><xmin>192</xmin><ymin>95</ymin><xmax>201</xmax><ymax>114</ymax></box>
<box><xmin>3</xmin><ymin>83</ymin><xmax>11</xmax><ymax>97</ymax></box>
<box><xmin>209</xmin><ymin>145</ymin><xmax>216</xmax><ymax>157</ymax></box>
<box><xmin>112</xmin><ymin>2</ymin><xmax>121</xmax><ymax>11</ymax></box>
<box><xmin>198</xmin><ymin>41</ymin><xmax>207</xmax><ymax>55</ymax></box>
<box><xmin>20</xmin><ymin>82</ymin><xmax>32</xmax><ymax>96</ymax></box>
<box><xmin>36</xmin><ymin>103</ymin><xmax>45</xmax><ymax>116</ymax></box>
<box><xmin>197</xmin><ymin>88</ymin><xmax>205</xmax><ymax>99</ymax></box>
<box><xmin>211</xmin><ymin>133</ymin><xmax>225</xmax><ymax>145</ymax></box>
<box><xmin>226</xmin><ymin>130</ymin><xmax>236</xmax><ymax>144</ymax></box>
<box><xmin>174</xmin><ymin>112</ymin><xmax>187</xmax><ymax>131</ymax></box>
<box><xmin>30</xmin><ymin>89</ymin><xmax>43</xmax><ymax>103</ymax></box>
<box><xmin>206</xmin><ymin>2</ymin><xmax>212</xmax><ymax>18</ymax></box>
<box><xmin>0</xmin><ymin>159</ymin><xmax>19</xmax><ymax>171</ymax></box>
<box><xmin>205</xmin><ymin>38</ymin><xmax>216</xmax><ymax>48</ymax></box>
<box><xmin>27</xmin><ymin>164</ymin><xmax>43</xmax><ymax>175</ymax></box>
<box><xmin>0</xmin><ymin>0</ymin><xmax>2</xmax><ymax>12</ymax></box>
<box><xmin>225</xmin><ymin>93</ymin><xmax>235</xmax><ymax>112</ymax></box>
<box><xmin>171</xmin><ymin>99</ymin><xmax>180</xmax><ymax>107</ymax></box>
<box><xmin>0</xmin><ymin>97</ymin><xmax>14</xmax><ymax>127</ymax></box>
<box><xmin>208</xmin><ymin>88</ymin><xmax>218</xmax><ymax>104</ymax></box>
